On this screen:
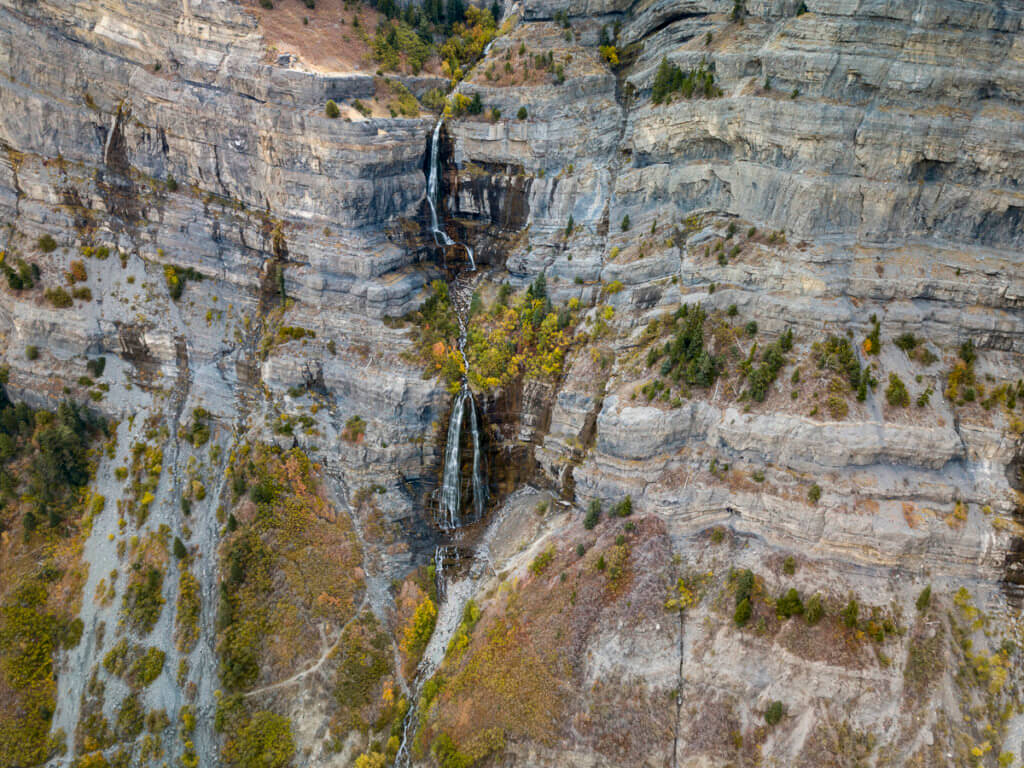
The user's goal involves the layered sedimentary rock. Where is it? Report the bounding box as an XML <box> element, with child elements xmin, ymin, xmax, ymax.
<box><xmin>0</xmin><ymin>0</ymin><xmax>1022</xmax><ymax>767</ymax></box>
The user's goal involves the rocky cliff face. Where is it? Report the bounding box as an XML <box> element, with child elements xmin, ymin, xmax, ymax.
<box><xmin>0</xmin><ymin>1</ymin><xmax>1022</xmax><ymax>767</ymax></box>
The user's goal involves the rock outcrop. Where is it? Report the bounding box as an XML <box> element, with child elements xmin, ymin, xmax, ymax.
<box><xmin>0</xmin><ymin>1</ymin><xmax>1021</xmax><ymax>767</ymax></box>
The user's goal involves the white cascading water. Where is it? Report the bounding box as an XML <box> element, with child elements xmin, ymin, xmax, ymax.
<box><xmin>429</xmin><ymin>116</ymin><xmax>487</xmax><ymax>529</ymax></box>
<box><xmin>426</xmin><ymin>117</ymin><xmax>476</xmax><ymax>270</ymax></box>
<box><xmin>394</xmin><ymin>107</ymin><xmax>493</xmax><ymax>768</ymax></box>
<box><xmin>438</xmin><ymin>386</ymin><xmax>468</xmax><ymax>527</ymax></box>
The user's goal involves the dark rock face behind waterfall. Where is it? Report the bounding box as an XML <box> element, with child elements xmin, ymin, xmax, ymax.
<box><xmin>0</xmin><ymin>2</ymin><xmax>1023</xmax><ymax>768</ymax></box>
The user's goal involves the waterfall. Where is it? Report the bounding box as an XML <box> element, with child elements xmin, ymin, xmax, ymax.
<box><xmin>393</xmin><ymin>108</ymin><xmax>492</xmax><ymax>768</ymax></box>
<box><xmin>427</xmin><ymin>114</ymin><xmax>487</xmax><ymax>530</ymax></box>
<box><xmin>426</xmin><ymin>117</ymin><xmax>476</xmax><ymax>270</ymax></box>
<box><xmin>438</xmin><ymin>386</ymin><xmax>468</xmax><ymax>528</ymax></box>
<box><xmin>438</xmin><ymin>383</ymin><xmax>488</xmax><ymax>529</ymax></box>
<box><xmin>468</xmin><ymin>392</ymin><xmax>486</xmax><ymax>521</ymax></box>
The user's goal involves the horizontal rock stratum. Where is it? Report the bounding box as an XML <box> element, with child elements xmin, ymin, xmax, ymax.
<box><xmin>0</xmin><ymin>1</ymin><xmax>1022</xmax><ymax>768</ymax></box>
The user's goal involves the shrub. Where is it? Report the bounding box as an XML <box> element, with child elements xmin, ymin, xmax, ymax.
<box><xmin>621</xmin><ymin>214</ymin><xmax>630</xmax><ymax>231</ymax></box>
<box><xmin>805</xmin><ymin>594</ymin><xmax>824</xmax><ymax>624</ymax></box>
<box><xmin>894</xmin><ymin>333</ymin><xmax>918</xmax><ymax>352</ymax></box>
<box><xmin>131</xmin><ymin>647</ymin><xmax>166</xmax><ymax>686</ymax></box>
<box><xmin>743</xmin><ymin>328</ymin><xmax>793</xmax><ymax>401</ymax></box>
<box><xmin>735</xmin><ymin>569</ymin><xmax>754</xmax><ymax>604</ymax></box>
<box><xmin>605</xmin><ymin>280</ymin><xmax>624</xmax><ymax>294</ymax></box>
<box><xmin>45</xmin><ymin>287</ymin><xmax>73</xmax><ymax>308</ymax></box>
<box><xmin>86</xmin><ymin>357</ymin><xmax>106</xmax><ymax>378</ymax></box>
<box><xmin>176</xmin><ymin>569</ymin><xmax>201</xmax><ymax>653</ymax></box>
<box><xmin>173</xmin><ymin>537</ymin><xmax>187</xmax><ymax>560</ymax></box>
<box><xmin>68</xmin><ymin>260</ymin><xmax>87</xmax><ymax>283</ymax></box>
<box><xmin>782</xmin><ymin>556</ymin><xmax>796</xmax><ymax>575</ymax></box>
<box><xmin>530</xmin><ymin>546</ymin><xmax>555</xmax><ymax>575</ymax></box>
<box><xmin>342</xmin><ymin>415</ymin><xmax>366</xmax><ymax>443</ymax></box>
<box><xmin>734</xmin><ymin>598</ymin><xmax>752</xmax><ymax>627</ymax></box>
<box><xmin>885</xmin><ymin>373</ymin><xmax>909</xmax><ymax>407</ymax></box>
<box><xmin>826</xmin><ymin>394</ymin><xmax>848</xmax><ymax>419</ymax></box>
<box><xmin>37</xmin><ymin>234</ymin><xmax>57</xmax><ymax>253</ymax></box>
<box><xmin>223</xmin><ymin>711</ymin><xmax>294</xmax><ymax>768</ymax></box>
<box><xmin>25</xmin><ymin>345</ymin><xmax>39</xmax><ymax>361</ymax></box>
<box><xmin>651</xmin><ymin>57</ymin><xmax>721</xmax><ymax>103</ymax></box>
<box><xmin>72</xmin><ymin>286</ymin><xmax>92</xmax><ymax>301</ymax></box>
<box><xmin>916</xmin><ymin>584</ymin><xmax>931</xmax><ymax>613</ymax></box>
<box><xmin>352</xmin><ymin>99</ymin><xmax>371</xmax><ymax>118</ymax></box>
<box><xmin>764</xmin><ymin>700</ymin><xmax>785</xmax><ymax>726</ymax></box>
<box><xmin>402</xmin><ymin>596</ymin><xmax>437</xmax><ymax>660</ymax></box>
<box><xmin>733</xmin><ymin>568</ymin><xmax>755</xmax><ymax>626</ymax></box>
<box><xmin>123</xmin><ymin>566</ymin><xmax>166</xmax><ymax>635</ymax></box>
<box><xmin>164</xmin><ymin>265</ymin><xmax>182</xmax><ymax>299</ymax></box>
<box><xmin>776</xmin><ymin>588</ymin><xmax>803</xmax><ymax>619</ymax></box>
<box><xmin>812</xmin><ymin>335</ymin><xmax>862</xmax><ymax>390</ymax></box>
<box><xmin>583</xmin><ymin>499</ymin><xmax>601</xmax><ymax>530</ymax></box>
<box><xmin>613</xmin><ymin>495</ymin><xmax>632</xmax><ymax>517</ymax></box>
<box><xmin>841</xmin><ymin>598</ymin><xmax>859</xmax><ymax>628</ymax></box>
<box><xmin>808</xmin><ymin>484</ymin><xmax>821</xmax><ymax>504</ymax></box>
<box><xmin>116</xmin><ymin>693</ymin><xmax>146</xmax><ymax>740</ymax></box>
<box><xmin>423</xmin><ymin>88</ymin><xmax>446</xmax><ymax>112</ymax></box>
<box><xmin>517</xmin><ymin>106</ymin><xmax>528</xmax><ymax>119</ymax></box>
<box><xmin>325</xmin><ymin>100</ymin><xmax>341</xmax><ymax>118</ymax></box>
<box><xmin>916</xmin><ymin>386</ymin><xmax>933</xmax><ymax>408</ymax></box>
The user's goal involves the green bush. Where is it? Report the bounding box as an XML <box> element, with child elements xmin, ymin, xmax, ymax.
<box><xmin>885</xmin><ymin>373</ymin><xmax>909</xmax><ymax>407</ymax></box>
<box><xmin>342</xmin><ymin>415</ymin><xmax>366</xmax><ymax>443</ymax></box>
<box><xmin>808</xmin><ymin>484</ymin><xmax>821</xmax><ymax>504</ymax></box>
<box><xmin>223</xmin><ymin>711</ymin><xmax>294</xmax><ymax>768</ymax></box>
<box><xmin>163</xmin><ymin>264</ymin><xmax>202</xmax><ymax>300</ymax></box>
<box><xmin>432</xmin><ymin>733</ymin><xmax>473</xmax><ymax>768</ymax></box>
<box><xmin>894</xmin><ymin>333</ymin><xmax>918</xmax><ymax>352</ymax></box>
<box><xmin>782</xmin><ymin>556</ymin><xmax>796</xmax><ymax>575</ymax></box>
<box><xmin>325</xmin><ymin>100</ymin><xmax>341</xmax><ymax>118</ymax></box>
<box><xmin>734</xmin><ymin>598</ymin><xmax>752</xmax><ymax>627</ymax></box>
<box><xmin>841</xmin><ymin>598</ymin><xmax>859</xmax><ymax>628</ymax></box>
<box><xmin>123</xmin><ymin>566</ymin><xmax>165</xmax><ymax>635</ymax></box>
<box><xmin>743</xmin><ymin>328</ymin><xmax>793</xmax><ymax>401</ymax></box>
<box><xmin>764</xmin><ymin>700</ymin><xmax>785</xmax><ymax>726</ymax></box>
<box><xmin>776</xmin><ymin>588</ymin><xmax>803</xmax><ymax>619</ymax></box>
<box><xmin>812</xmin><ymin>335</ymin><xmax>862</xmax><ymax>390</ymax></box>
<box><xmin>37</xmin><ymin>234</ymin><xmax>57</xmax><ymax>253</ymax></box>
<box><xmin>651</xmin><ymin>57</ymin><xmax>721</xmax><ymax>103</ymax></box>
<box><xmin>621</xmin><ymin>214</ymin><xmax>630</xmax><ymax>231</ymax></box>
<box><xmin>131</xmin><ymin>646</ymin><xmax>166</xmax><ymax>686</ymax></box>
<box><xmin>86</xmin><ymin>357</ymin><xmax>106</xmax><ymax>378</ymax></box>
<box><xmin>517</xmin><ymin>106</ymin><xmax>528</xmax><ymax>119</ymax></box>
<box><xmin>916</xmin><ymin>584</ymin><xmax>931</xmax><ymax>613</ymax></box>
<box><xmin>372</xmin><ymin>19</ymin><xmax>432</xmax><ymax>74</ymax></box>
<box><xmin>805</xmin><ymin>594</ymin><xmax>824</xmax><ymax>624</ymax></box>
<box><xmin>651</xmin><ymin>304</ymin><xmax>721</xmax><ymax>389</ymax></box>
<box><xmin>530</xmin><ymin>546</ymin><xmax>555</xmax><ymax>575</ymax></box>
<box><xmin>25</xmin><ymin>346</ymin><xmax>38</xmax><ymax>361</ymax></box>
<box><xmin>583</xmin><ymin>499</ymin><xmax>601</xmax><ymax>530</ymax></box>
<box><xmin>613</xmin><ymin>495</ymin><xmax>632</xmax><ymax>517</ymax></box>
<box><xmin>116</xmin><ymin>693</ymin><xmax>145</xmax><ymax>740</ymax></box>
<box><xmin>44</xmin><ymin>287</ymin><xmax>73</xmax><ymax>308</ymax></box>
